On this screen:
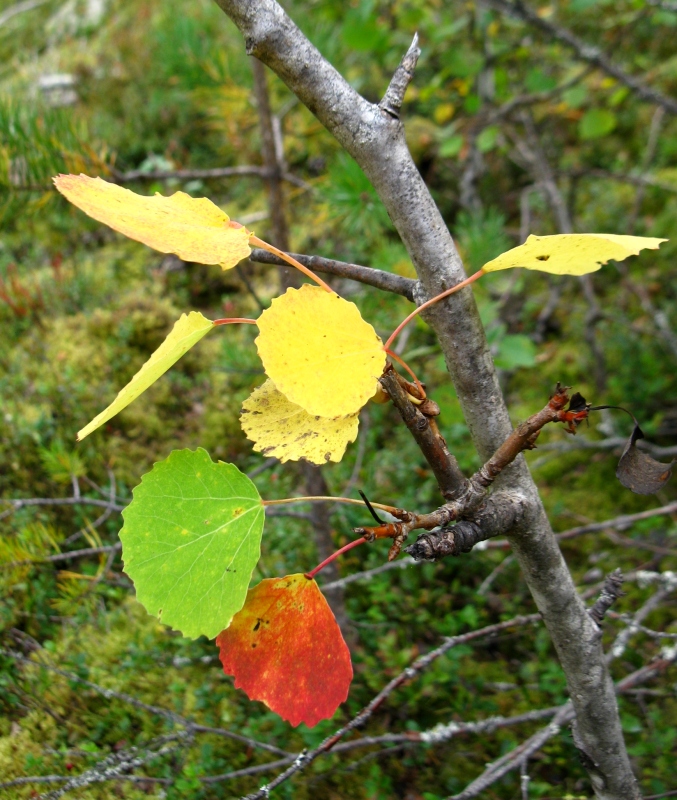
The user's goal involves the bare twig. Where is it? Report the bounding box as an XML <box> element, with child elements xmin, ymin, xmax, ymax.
<box><xmin>2</xmin><ymin>648</ymin><xmax>291</xmax><ymax>757</ymax></box>
<box><xmin>379</xmin><ymin>365</ymin><xmax>469</xmax><ymax>502</ymax></box>
<box><xmin>0</xmin><ymin>495</ymin><xmax>125</xmax><ymax>521</ymax></box>
<box><xmin>629</xmin><ymin>107</ymin><xmax>666</xmax><ymax>232</ymax></box>
<box><xmin>38</xmin><ymin>733</ymin><xmax>188</xmax><ymax>800</ymax></box>
<box><xmin>0</xmin><ymin>0</ymin><xmax>48</xmax><ymax>27</ymax></box>
<box><xmin>647</xmin><ymin>0</ymin><xmax>677</xmax><ymax>10</ymax></box>
<box><xmin>608</xmin><ymin>584</ymin><xmax>676</xmax><ymax>661</ymax></box>
<box><xmin>565</xmin><ymin>167</ymin><xmax>677</xmax><ymax>194</ymax></box>
<box><xmin>320</xmin><ymin>555</ymin><xmax>417</xmax><ymax>592</ymax></box>
<box><xmin>607</xmin><ymin>613</ymin><xmax>677</xmax><ymax>641</ymax></box>
<box><xmin>379</xmin><ymin>34</ymin><xmax>420</xmax><ymax>118</ymax></box>
<box><xmin>238</xmin><ymin>614</ymin><xmax>541</xmax><ymax>800</ymax></box>
<box><xmin>109</xmin><ymin>164</ymin><xmax>309</xmax><ymax>190</ymax></box>
<box><xmin>530</xmin><ymin>436</ymin><xmax>677</xmax><ymax>460</ymax></box>
<box><xmin>449</xmin><ymin>702</ymin><xmax>575</xmax><ymax>800</ymax></box>
<box><xmin>63</xmin><ymin>469</ymin><xmax>118</xmax><ymax>546</ymax></box>
<box><xmin>486</xmin><ymin>0</ymin><xmax>677</xmax><ymax>116</ymax></box>
<box><xmin>589</xmin><ymin>569</ymin><xmax>625</xmax><ymax>626</ymax></box>
<box><xmin>249</xmin><ymin>248</ymin><xmax>417</xmax><ymax>300</ymax></box>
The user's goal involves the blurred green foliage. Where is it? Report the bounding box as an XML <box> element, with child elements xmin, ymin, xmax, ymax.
<box><xmin>1</xmin><ymin>0</ymin><xmax>676</xmax><ymax>797</ymax></box>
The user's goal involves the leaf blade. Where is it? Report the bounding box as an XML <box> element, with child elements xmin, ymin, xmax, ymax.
<box><xmin>53</xmin><ymin>174</ymin><xmax>252</xmax><ymax>268</ymax></box>
<box><xmin>77</xmin><ymin>311</ymin><xmax>214</xmax><ymax>441</ymax></box>
<box><xmin>217</xmin><ymin>574</ymin><xmax>352</xmax><ymax>727</ymax></box>
<box><xmin>120</xmin><ymin>448</ymin><xmax>264</xmax><ymax>640</ymax></box>
<box><xmin>255</xmin><ymin>284</ymin><xmax>386</xmax><ymax>417</ymax></box>
<box><xmin>240</xmin><ymin>380</ymin><xmax>359</xmax><ymax>464</ymax></box>
<box><xmin>482</xmin><ymin>233</ymin><xmax>666</xmax><ymax>275</ymax></box>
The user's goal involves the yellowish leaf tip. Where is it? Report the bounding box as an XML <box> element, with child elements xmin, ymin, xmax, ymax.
<box><xmin>53</xmin><ymin>173</ymin><xmax>252</xmax><ymax>269</ymax></box>
<box><xmin>482</xmin><ymin>233</ymin><xmax>667</xmax><ymax>276</ymax></box>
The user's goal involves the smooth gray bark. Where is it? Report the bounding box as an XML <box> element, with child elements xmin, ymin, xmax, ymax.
<box><xmin>212</xmin><ymin>2</ymin><xmax>641</xmax><ymax>796</ymax></box>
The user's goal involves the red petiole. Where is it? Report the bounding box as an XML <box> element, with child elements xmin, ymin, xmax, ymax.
<box><xmin>250</xmin><ymin>235</ymin><xmax>334</xmax><ymax>293</ymax></box>
<box><xmin>304</xmin><ymin>537</ymin><xmax>366</xmax><ymax>580</ymax></box>
<box><xmin>213</xmin><ymin>318</ymin><xmax>258</xmax><ymax>326</ymax></box>
<box><xmin>384</xmin><ymin>268</ymin><xmax>485</xmax><ymax>351</ymax></box>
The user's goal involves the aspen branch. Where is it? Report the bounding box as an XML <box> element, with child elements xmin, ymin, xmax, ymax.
<box><xmin>379</xmin><ymin>33</ymin><xmax>420</xmax><ymax>118</ymax></box>
<box><xmin>379</xmin><ymin>365</ymin><xmax>468</xmax><ymax>502</ymax></box>
<box><xmin>212</xmin><ymin>2</ymin><xmax>643</xmax><ymax>795</ymax></box>
<box><xmin>249</xmin><ymin>248</ymin><xmax>417</xmax><ymax>299</ymax></box>
<box><xmin>109</xmin><ymin>164</ymin><xmax>310</xmax><ymax>190</ymax></box>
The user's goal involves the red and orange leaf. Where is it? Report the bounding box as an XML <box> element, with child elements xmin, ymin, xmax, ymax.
<box><xmin>216</xmin><ymin>574</ymin><xmax>352</xmax><ymax>727</ymax></box>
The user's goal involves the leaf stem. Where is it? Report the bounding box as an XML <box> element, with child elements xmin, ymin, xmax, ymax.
<box><xmin>262</xmin><ymin>496</ymin><xmax>399</xmax><ymax>513</ymax></box>
<box><xmin>212</xmin><ymin>318</ymin><xmax>258</xmax><ymax>326</ymax></box>
<box><xmin>384</xmin><ymin>268</ymin><xmax>485</xmax><ymax>351</ymax></box>
<box><xmin>385</xmin><ymin>349</ymin><xmax>426</xmax><ymax>399</ymax></box>
<box><xmin>304</xmin><ymin>537</ymin><xmax>366</xmax><ymax>580</ymax></box>
<box><xmin>249</xmin><ymin>235</ymin><xmax>334</xmax><ymax>293</ymax></box>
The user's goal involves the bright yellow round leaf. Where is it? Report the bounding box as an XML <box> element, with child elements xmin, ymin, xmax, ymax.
<box><xmin>482</xmin><ymin>233</ymin><xmax>666</xmax><ymax>275</ymax></box>
<box><xmin>53</xmin><ymin>174</ymin><xmax>252</xmax><ymax>269</ymax></box>
<box><xmin>77</xmin><ymin>311</ymin><xmax>214</xmax><ymax>441</ymax></box>
<box><xmin>240</xmin><ymin>380</ymin><xmax>359</xmax><ymax>464</ymax></box>
<box><xmin>255</xmin><ymin>284</ymin><xmax>386</xmax><ymax>417</ymax></box>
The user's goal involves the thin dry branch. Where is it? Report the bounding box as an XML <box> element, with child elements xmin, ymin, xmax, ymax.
<box><xmin>0</xmin><ymin>495</ymin><xmax>125</xmax><ymax>521</ymax></box>
<box><xmin>487</xmin><ymin>0</ymin><xmax>677</xmax><ymax>116</ymax></box>
<box><xmin>238</xmin><ymin>614</ymin><xmax>541</xmax><ymax>800</ymax></box>
<box><xmin>379</xmin><ymin>365</ymin><xmax>468</xmax><ymax>502</ymax></box>
<box><xmin>2</xmin><ymin>648</ymin><xmax>291</xmax><ymax>757</ymax></box>
<box><xmin>109</xmin><ymin>164</ymin><xmax>309</xmax><ymax>190</ymax></box>
<box><xmin>249</xmin><ymin>248</ymin><xmax>417</xmax><ymax>299</ymax></box>
<box><xmin>0</xmin><ymin>0</ymin><xmax>48</xmax><ymax>27</ymax></box>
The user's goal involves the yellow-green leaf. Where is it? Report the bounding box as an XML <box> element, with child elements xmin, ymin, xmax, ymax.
<box><xmin>482</xmin><ymin>233</ymin><xmax>666</xmax><ymax>275</ymax></box>
<box><xmin>77</xmin><ymin>311</ymin><xmax>214</xmax><ymax>441</ymax></box>
<box><xmin>53</xmin><ymin>174</ymin><xmax>252</xmax><ymax>269</ymax></box>
<box><xmin>255</xmin><ymin>284</ymin><xmax>386</xmax><ymax>417</ymax></box>
<box><xmin>240</xmin><ymin>380</ymin><xmax>359</xmax><ymax>464</ymax></box>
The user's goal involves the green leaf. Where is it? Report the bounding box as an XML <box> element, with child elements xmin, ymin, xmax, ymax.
<box><xmin>579</xmin><ymin>108</ymin><xmax>617</xmax><ymax>140</ymax></box>
<box><xmin>476</xmin><ymin>126</ymin><xmax>500</xmax><ymax>153</ymax></box>
<box><xmin>439</xmin><ymin>134</ymin><xmax>464</xmax><ymax>158</ymax></box>
<box><xmin>525</xmin><ymin>69</ymin><xmax>557</xmax><ymax>93</ymax></box>
<box><xmin>495</xmin><ymin>334</ymin><xmax>537</xmax><ymax>369</ymax></box>
<box><xmin>120</xmin><ymin>448</ymin><xmax>265</xmax><ymax>640</ymax></box>
<box><xmin>562</xmin><ymin>85</ymin><xmax>588</xmax><ymax>109</ymax></box>
<box><xmin>77</xmin><ymin>311</ymin><xmax>214</xmax><ymax>440</ymax></box>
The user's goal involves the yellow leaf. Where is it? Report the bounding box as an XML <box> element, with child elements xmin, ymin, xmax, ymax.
<box><xmin>482</xmin><ymin>233</ymin><xmax>666</xmax><ymax>275</ymax></box>
<box><xmin>255</xmin><ymin>284</ymin><xmax>386</xmax><ymax>417</ymax></box>
<box><xmin>53</xmin><ymin>174</ymin><xmax>251</xmax><ymax>269</ymax></box>
<box><xmin>78</xmin><ymin>311</ymin><xmax>214</xmax><ymax>440</ymax></box>
<box><xmin>241</xmin><ymin>380</ymin><xmax>359</xmax><ymax>464</ymax></box>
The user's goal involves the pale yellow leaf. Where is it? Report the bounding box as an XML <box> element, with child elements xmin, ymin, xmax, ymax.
<box><xmin>255</xmin><ymin>284</ymin><xmax>386</xmax><ymax>417</ymax></box>
<box><xmin>482</xmin><ymin>233</ymin><xmax>667</xmax><ymax>275</ymax></box>
<box><xmin>240</xmin><ymin>380</ymin><xmax>359</xmax><ymax>464</ymax></box>
<box><xmin>53</xmin><ymin>174</ymin><xmax>251</xmax><ymax>269</ymax></box>
<box><xmin>78</xmin><ymin>312</ymin><xmax>214</xmax><ymax>440</ymax></box>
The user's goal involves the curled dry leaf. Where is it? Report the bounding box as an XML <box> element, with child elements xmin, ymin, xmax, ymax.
<box><xmin>616</xmin><ymin>423</ymin><xmax>675</xmax><ymax>495</ymax></box>
<box><xmin>240</xmin><ymin>379</ymin><xmax>359</xmax><ymax>464</ymax></box>
<box><xmin>216</xmin><ymin>574</ymin><xmax>353</xmax><ymax>727</ymax></box>
<box><xmin>77</xmin><ymin>311</ymin><xmax>214</xmax><ymax>440</ymax></box>
<box><xmin>120</xmin><ymin>449</ymin><xmax>264</xmax><ymax>640</ymax></box>
<box><xmin>53</xmin><ymin>174</ymin><xmax>252</xmax><ymax>268</ymax></box>
<box><xmin>482</xmin><ymin>233</ymin><xmax>666</xmax><ymax>275</ymax></box>
<box><xmin>255</xmin><ymin>284</ymin><xmax>386</xmax><ymax>417</ymax></box>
